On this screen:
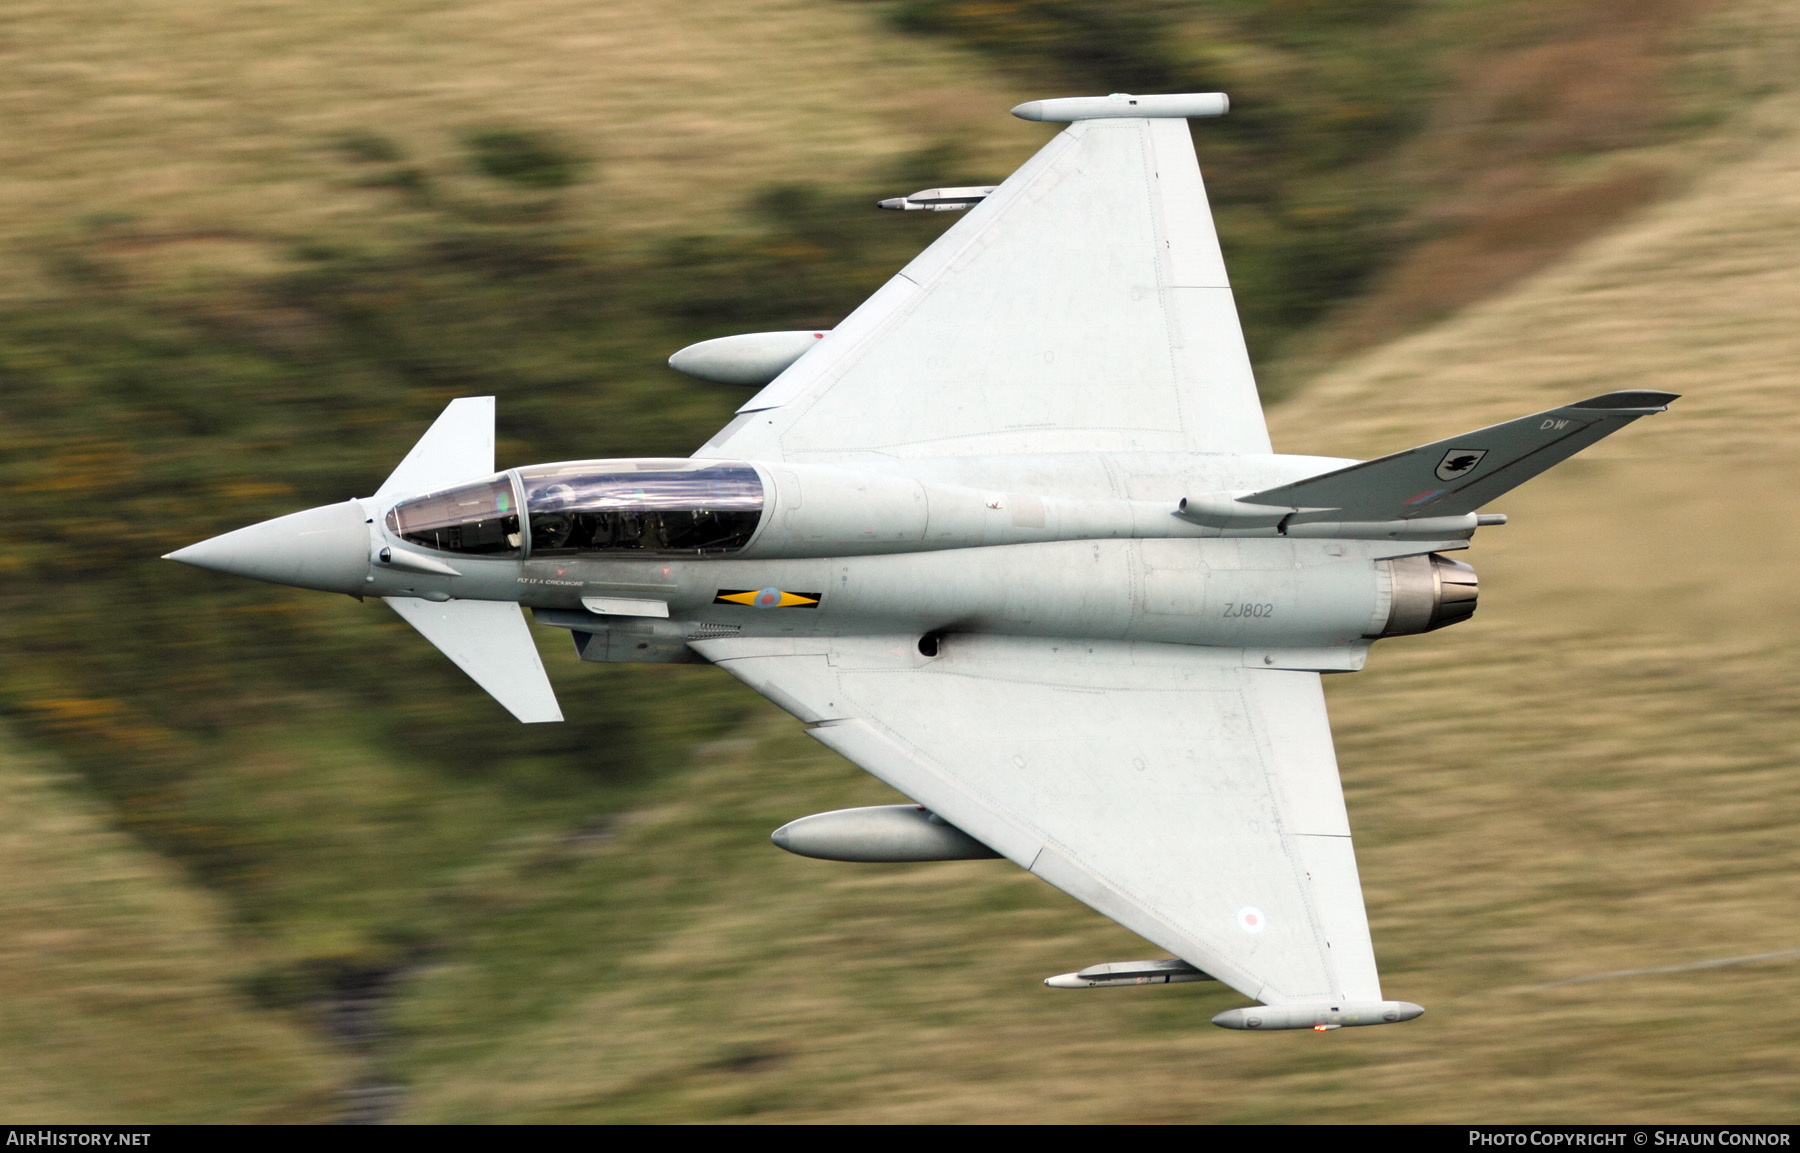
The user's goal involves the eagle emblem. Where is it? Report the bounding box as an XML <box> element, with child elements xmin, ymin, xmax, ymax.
<box><xmin>1435</xmin><ymin>448</ymin><xmax>1488</xmax><ymax>481</ymax></box>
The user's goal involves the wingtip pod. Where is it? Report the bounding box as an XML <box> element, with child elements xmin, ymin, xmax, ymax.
<box><xmin>1211</xmin><ymin>1001</ymin><xmax>1424</xmax><ymax>1031</ymax></box>
<box><xmin>1012</xmin><ymin>92</ymin><xmax>1228</xmax><ymax>122</ymax></box>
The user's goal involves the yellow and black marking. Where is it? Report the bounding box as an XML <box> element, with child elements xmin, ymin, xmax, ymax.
<box><xmin>714</xmin><ymin>588</ymin><xmax>822</xmax><ymax>609</ymax></box>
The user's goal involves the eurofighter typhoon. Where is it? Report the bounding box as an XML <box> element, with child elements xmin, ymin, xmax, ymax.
<box><xmin>168</xmin><ymin>92</ymin><xmax>1673</xmax><ymax>1032</ymax></box>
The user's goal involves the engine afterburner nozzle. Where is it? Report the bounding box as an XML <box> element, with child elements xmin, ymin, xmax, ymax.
<box><xmin>165</xmin><ymin>499</ymin><xmax>371</xmax><ymax>595</ymax></box>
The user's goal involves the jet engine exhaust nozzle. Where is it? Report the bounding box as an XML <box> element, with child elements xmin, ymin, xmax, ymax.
<box><xmin>1375</xmin><ymin>552</ymin><xmax>1478</xmax><ymax>636</ymax></box>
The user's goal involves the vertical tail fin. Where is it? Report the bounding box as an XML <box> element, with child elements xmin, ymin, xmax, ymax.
<box><xmin>1245</xmin><ymin>391</ymin><xmax>1676</xmax><ymax>522</ymax></box>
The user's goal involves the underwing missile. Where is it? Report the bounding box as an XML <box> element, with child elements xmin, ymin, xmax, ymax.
<box><xmin>876</xmin><ymin>186</ymin><xmax>997</xmax><ymax>212</ymax></box>
<box><xmin>1044</xmin><ymin>958</ymin><xmax>1215</xmax><ymax>989</ymax></box>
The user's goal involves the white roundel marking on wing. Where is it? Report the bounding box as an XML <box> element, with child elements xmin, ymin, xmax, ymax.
<box><xmin>1237</xmin><ymin>906</ymin><xmax>1267</xmax><ymax>934</ymax></box>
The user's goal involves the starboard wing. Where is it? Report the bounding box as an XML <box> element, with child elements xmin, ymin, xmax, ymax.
<box><xmin>695</xmin><ymin>115</ymin><xmax>1270</xmax><ymax>463</ymax></box>
<box><xmin>690</xmin><ymin>633</ymin><xmax>1382</xmax><ymax>1005</ymax></box>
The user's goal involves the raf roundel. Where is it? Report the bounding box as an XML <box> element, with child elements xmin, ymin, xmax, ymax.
<box><xmin>714</xmin><ymin>588</ymin><xmax>821</xmax><ymax>609</ymax></box>
<box><xmin>1237</xmin><ymin>906</ymin><xmax>1267</xmax><ymax>935</ymax></box>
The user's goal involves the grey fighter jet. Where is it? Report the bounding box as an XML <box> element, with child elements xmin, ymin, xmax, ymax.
<box><xmin>168</xmin><ymin>92</ymin><xmax>1673</xmax><ymax>1032</ymax></box>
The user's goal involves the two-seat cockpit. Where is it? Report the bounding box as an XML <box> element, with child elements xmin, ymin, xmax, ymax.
<box><xmin>385</xmin><ymin>459</ymin><xmax>765</xmax><ymax>558</ymax></box>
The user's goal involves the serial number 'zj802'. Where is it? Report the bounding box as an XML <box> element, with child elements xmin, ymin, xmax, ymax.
<box><xmin>1223</xmin><ymin>602</ymin><xmax>1275</xmax><ymax>618</ymax></box>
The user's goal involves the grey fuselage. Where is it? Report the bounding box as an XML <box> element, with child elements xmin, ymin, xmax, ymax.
<box><xmin>300</xmin><ymin>450</ymin><xmax>1478</xmax><ymax>670</ymax></box>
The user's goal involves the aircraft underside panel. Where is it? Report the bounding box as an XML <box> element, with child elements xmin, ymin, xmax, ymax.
<box><xmin>690</xmin><ymin>633</ymin><xmax>1382</xmax><ymax>1006</ymax></box>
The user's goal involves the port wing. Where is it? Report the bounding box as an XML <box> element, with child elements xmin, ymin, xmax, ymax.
<box><xmin>695</xmin><ymin>114</ymin><xmax>1269</xmax><ymax>462</ymax></box>
<box><xmin>690</xmin><ymin>633</ymin><xmax>1382</xmax><ymax>1006</ymax></box>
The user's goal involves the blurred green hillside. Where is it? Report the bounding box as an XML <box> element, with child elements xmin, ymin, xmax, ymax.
<box><xmin>2</xmin><ymin>0</ymin><xmax>1796</xmax><ymax>1123</ymax></box>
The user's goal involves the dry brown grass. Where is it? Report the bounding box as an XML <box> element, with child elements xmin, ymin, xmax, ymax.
<box><xmin>0</xmin><ymin>729</ymin><xmax>346</xmax><ymax>1120</ymax></box>
<box><xmin>1286</xmin><ymin>0</ymin><xmax>1740</xmax><ymax>369</ymax></box>
<box><xmin>0</xmin><ymin>0</ymin><xmax>1036</xmax><ymax>298</ymax></box>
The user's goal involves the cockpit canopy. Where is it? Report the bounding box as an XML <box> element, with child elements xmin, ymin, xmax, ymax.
<box><xmin>385</xmin><ymin>460</ymin><xmax>764</xmax><ymax>558</ymax></box>
<box><xmin>521</xmin><ymin>460</ymin><xmax>763</xmax><ymax>555</ymax></box>
<box><xmin>386</xmin><ymin>475</ymin><xmax>521</xmax><ymax>556</ymax></box>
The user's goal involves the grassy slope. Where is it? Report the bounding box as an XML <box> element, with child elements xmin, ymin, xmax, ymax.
<box><xmin>389</xmin><ymin>6</ymin><xmax>1800</xmax><ymax>1122</ymax></box>
<box><xmin>0</xmin><ymin>0</ymin><xmax>1032</xmax><ymax>274</ymax></box>
<box><xmin>0</xmin><ymin>726</ymin><xmax>346</xmax><ymax>1121</ymax></box>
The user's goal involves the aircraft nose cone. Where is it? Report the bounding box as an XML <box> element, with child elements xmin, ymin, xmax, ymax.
<box><xmin>166</xmin><ymin>500</ymin><xmax>371</xmax><ymax>594</ymax></box>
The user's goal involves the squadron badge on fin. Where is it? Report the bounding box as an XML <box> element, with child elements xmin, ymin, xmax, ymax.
<box><xmin>1435</xmin><ymin>448</ymin><xmax>1488</xmax><ymax>481</ymax></box>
